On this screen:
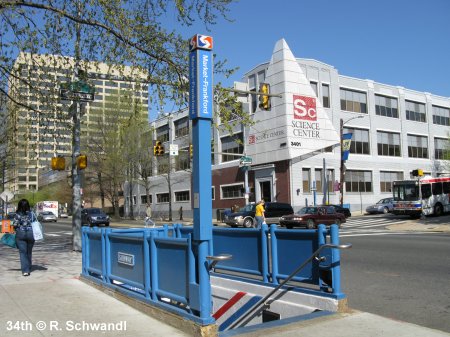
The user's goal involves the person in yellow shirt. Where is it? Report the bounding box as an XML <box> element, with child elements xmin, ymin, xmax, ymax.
<box><xmin>255</xmin><ymin>200</ymin><xmax>265</xmax><ymax>228</ymax></box>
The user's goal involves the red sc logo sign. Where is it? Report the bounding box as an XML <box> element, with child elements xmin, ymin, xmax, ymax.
<box><xmin>293</xmin><ymin>95</ymin><xmax>317</xmax><ymax>121</ymax></box>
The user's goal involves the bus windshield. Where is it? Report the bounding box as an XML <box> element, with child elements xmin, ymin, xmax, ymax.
<box><xmin>393</xmin><ymin>182</ymin><xmax>418</xmax><ymax>202</ymax></box>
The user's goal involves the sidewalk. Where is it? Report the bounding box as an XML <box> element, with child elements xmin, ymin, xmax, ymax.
<box><xmin>1</xmin><ymin>228</ymin><xmax>449</xmax><ymax>336</ymax></box>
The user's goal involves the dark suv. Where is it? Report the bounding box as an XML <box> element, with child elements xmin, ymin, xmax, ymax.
<box><xmin>224</xmin><ymin>202</ymin><xmax>294</xmax><ymax>228</ymax></box>
<box><xmin>81</xmin><ymin>208</ymin><xmax>110</xmax><ymax>227</ymax></box>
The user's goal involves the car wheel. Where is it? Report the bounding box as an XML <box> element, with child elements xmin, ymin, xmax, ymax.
<box><xmin>383</xmin><ymin>207</ymin><xmax>389</xmax><ymax>214</ymax></box>
<box><xmin>243</xmin><ymin>217</ymin><xmax>254</xmax><ymax>228</ymax></box>
<box><xmin>286</xmin><ymin>224</ymin><xmax>293</xmax><ymax>229</ymax></box>
<box><xmin>306</xmin><ymin>219</ymin><xmax>315</xmax><ymax>229</ymax></box>
<box><xmin>434</xmin><ymin>203</ymin><xmax>443</xmax><ymax>217</ymax></box>
<box><xmin>335</xmin><ymin>218</ymin><xmax>342</xmax><ymax>228</ymax></box>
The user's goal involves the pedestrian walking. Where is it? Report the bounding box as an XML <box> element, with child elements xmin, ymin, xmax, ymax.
<box><xmin>255</xmin><ymin>200</ymin><xmax>265</xmax><ymax>228</ymax></box>
<box><xmin>179</xmin><ymin>206</ymin><xmax>183</xmax><ymax>221</ymax></box>
<box><xmin>146</xmin><ymin>204</ymin><xmax>152</xmax><ymax>219</ymax></box>
<box><xmin>13</xmin><ymin>199</ymin><xmax>36</xmax><ymax>276</ymax></box>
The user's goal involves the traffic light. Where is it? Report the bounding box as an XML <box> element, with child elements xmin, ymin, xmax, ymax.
<box><xmin>259</xmin><ymin>83</ymin><xmax>270</xmax><ymax>110</ymax></box>
<box><xmin>189</xmin><ymin>144</ymin><xmax>193</xmax><ymax>158</ymax></box>
<box><xmin>51</xmin><ymin>156</ymin><xmax>65</xmax><ymax>171</ymax></box>
<box><xmin>412</xmin><ymin>169</ymin><xmax>423</xmax><ymax>177</ymax></box>
<box><xmin>153</xmin><ymin>141</ymin><xmax>165</xmax><ymax>156</ymax></box>
<box><xmin>77</xmin><ymin>154</ymin><xmax>87</xmax><ymax>170</ymax></box>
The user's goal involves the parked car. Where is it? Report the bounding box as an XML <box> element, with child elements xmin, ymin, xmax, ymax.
<box><xmin>81</xmin><ymin>208</ymin><xmax>110</xmax><ymax>227</ymax></box>
<box><xmin>321</xmin><ymin>204</ymin><xmax>351</xmax><ymax>218</ymax></box>
<box><xmin>365</xmin><ymin>197</ymin><xmax>395</xmax><ymax>214</ymax></box>
<box><xmin>224</xmin><ymin>202</ymin><xmax>294</xmax><ymax>228</ymax></box>
<box><xmin>59</xmin><ymin>211</ymin><xmax>68</xmax><ymax>218</ymax></box>
<box><xmin>38</xmin><ymin>211</ymin><xmax>57</xmax><ymax>222</ymax></box>
<box><xmin>280</xmin><ymin>206</ymin><xmax>346</xmax><ymax>229</ymax></box>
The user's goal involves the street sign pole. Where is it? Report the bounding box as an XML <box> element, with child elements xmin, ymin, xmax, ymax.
<box><xmin>189</xmin><ymin>34</ymin><xmax>214</xmax><ymax>323</ymax></box>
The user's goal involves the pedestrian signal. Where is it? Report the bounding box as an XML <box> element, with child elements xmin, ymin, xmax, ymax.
<box><xmin>412</xmin><ymin>169</ymin><xmax>423</xmax><ymax>177</ymax></box>
<box><xmin>77</xmin><ymin>154</ymin><xmax>87</xmax><ymax>170</ymax></box>
<box><xmin>51</xmin><ymin>156</ymin><xmax>65</xmax><ymax>171</ymax></box>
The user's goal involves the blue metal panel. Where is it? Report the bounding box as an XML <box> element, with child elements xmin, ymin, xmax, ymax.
<box><xmin>271</xmin><ymin>229</ymin><xmax>320</xmax><ymax>283</ymax></box>
<box><xmin>155</xmin><ymin>237</ymin><xmax>190</xmax><ymax>301</ymax></box>
<box><xmin>88</xmin><ymin>231</ymin><xmax>103</xmax><ymax>274</ymax></box>
<box><xmin>212</xmin><ymin>228</ymin><xmax>264</xmax><ymax>276</ymax></box>
<box><xmin>108</xmin><ymin>234</ymin><xmax>145</xmax><ymax>287</ymax></box>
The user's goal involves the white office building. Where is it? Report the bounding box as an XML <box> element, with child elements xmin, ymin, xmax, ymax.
<box><xmin>127</xmin><ymin>39</ymin><xmax>449</xmax><ymax>219</ymax></box>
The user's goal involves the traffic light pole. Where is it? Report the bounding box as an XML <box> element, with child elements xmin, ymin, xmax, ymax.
<box><xmin>72</xmin><ymin>1</ymin><xmax>82</xmax><ymax>251</ymax></box>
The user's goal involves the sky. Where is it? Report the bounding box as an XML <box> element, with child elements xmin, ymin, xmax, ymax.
<box><xmin>156</xmin><ymin>0</ymin><xmax>450</xmax><ymax>119</ymax></box>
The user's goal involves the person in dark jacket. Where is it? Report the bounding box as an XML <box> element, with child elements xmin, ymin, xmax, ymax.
<box><xmin>13</xmin><ymin>199</ymin><xmax>36</xmax><ymax>276</ymax></box>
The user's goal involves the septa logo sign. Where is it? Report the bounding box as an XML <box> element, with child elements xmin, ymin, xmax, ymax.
<box><xmin>189</xmin><ymin>34</ymin><xmax>213</xmax><ymax>51</ymax></box>
<box><xmin>293</xmin><ymin>95</ymin><xmax>317</xmax><ymax>121</ymax></box>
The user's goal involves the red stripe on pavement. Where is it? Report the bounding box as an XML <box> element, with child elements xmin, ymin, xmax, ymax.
<box><xmin>212</xmin><ymin>291</ymin><xmax>247</xmax><ymax>320</ymax></box>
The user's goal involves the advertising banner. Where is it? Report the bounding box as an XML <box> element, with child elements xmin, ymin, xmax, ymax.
<box><xmin>342</xmin><ymin>133</ymin><xmax>353</xmax><ymax>161</ymax></box>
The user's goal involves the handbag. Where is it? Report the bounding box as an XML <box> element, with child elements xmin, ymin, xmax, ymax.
<box><xmin>0</xmin><ymin>233</ymin><xmax>17</xmax><ymax>248</ymax></box>
<box><xmin>31</xmin><ymin>213</ymin><xmax>44</xmax><ymax>241</ymax></box>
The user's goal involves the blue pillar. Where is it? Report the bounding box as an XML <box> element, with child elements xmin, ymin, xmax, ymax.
<box><xmin>189</xmin><ymin>34</ymin><xmax>214</xmax><ymax>323</ymax></box>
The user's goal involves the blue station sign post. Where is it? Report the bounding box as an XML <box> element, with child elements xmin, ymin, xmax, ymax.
<box><xmin>189</xmin><ymin>34</ymin><xmax>214</xmax><ymax>323</ymax></box>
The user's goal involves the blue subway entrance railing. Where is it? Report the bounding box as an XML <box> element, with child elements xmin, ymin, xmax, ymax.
<box><xmin>81</xmin><ymin>223</ymin><xmax>346</xmax><ymax>326</ymax></box>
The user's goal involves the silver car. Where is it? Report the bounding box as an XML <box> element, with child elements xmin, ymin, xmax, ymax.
<box><xmin>38</xmin><ymin>211</ymin><xmax>58</xmax><ymax>222</ymax></box>
<box><xmin>366</xmin><ymin>198</ymin><xmax>395</xmax><ymax>214</ymax></box>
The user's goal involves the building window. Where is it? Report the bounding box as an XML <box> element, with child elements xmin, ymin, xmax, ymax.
<box><xmin>221</xmin><ymin>133</ymin><xmax>243</xmax><ymax>163</ymax></box>
<box><xmin>175</xmin><ymin>190</ymin><xmax>190</xmax><ymax>202</ymax></box>
<box><xmin>322</xmin><ymin>84</ymin><xmax>330</xmax><ymax>108</ymax></box>
<box><xmin>380</xmin><ymin>171</ymin><xmax>403</xmax><ymax>193</ymax></box>
<box><xmin>345</xmin><ymin>170</ymin><xmax>372</xmax><ymax>193</ymax></box>
<box><xmin>432</xmin><ymin>105</ymin><xmax>450</xmax><ymax>126</ymax></box>
<box><xmin>314</xmin><ymin>168</ymin><xmax>323</xmax><ymax>193</ymax></box>
<box><xmin>340</xmin><ymin>88</ymin><xmax>367</xmax><ymax>113</ymax></box>
<box><xmin>212</xmin><ymin>187</ymin><xmax>215</xmax><ymax>200</ymax></box>
<box><xmin>156</xmin><ymin>193</ymin><xmax>169</xmax><ymax>203</ymax></box>
<box><xmin>302</xmin><ymin>168</ymin><xmax>311</xmax><ymax>193</ymax></box>
<box><xmin>310</xmin><ymin>81</ymin><xmax>318</xmax><ymax>97</ymax></box>
<box><xmin>174</xmin><ymin>117</ymin><xmax>189</xmax><ymax>138</ymax></box>
<box><xmin>176</xmin><ymin>149</ymin><xmax>191</xmax><ymax>171</ymax></box>
<box><xmin>377</xmin><ymin>131</ymin><xmax>401</xmax><ymax>157</ymax></box>
<box><xmin>326</xmin><ymin>169</ymin><xmax>335</xmax><ymax>193</ymax></box>
<box><xmin>141</xmin><ymin>195</ymin><xmax>153</xmax><ymax>204</ymax></box>
<box><xmin>407</xmin><ymin>134</ymin><xmax>428</xmax><ymax>159</ymax></box>
<box><xmin>249</xmin><ymin>75</ymin><xmax>257</xmax><ymax>114</ymax></box>
<box><xmin>375</xmin><ymin>94</ymin><xmax>398</xmax><ymax>118</ymax></box>
<box><xmin>221</xmin><ymin>183</ymin><xmax>244</xmax><ymax>199</ymax></box>
<box><xmin>405</xmin><ymin>100</ymin><xmax>426</xmax><ymax>122</ymax></box>
<box><xmin>343</xmin><ymin>127</ymin><xmax>370</xmax><ymax>155</ymax></box>
<box><xmin>434</xmin><ymin>137</ymin><xmax>450</xmax><ymax>160</ymax></box>
<box><xmin>156</xmin><ymin>125</ymin><xmax>169</xmax><ymax>142</ymax></box>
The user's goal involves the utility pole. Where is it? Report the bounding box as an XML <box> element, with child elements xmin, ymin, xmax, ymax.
<box><xmin>72</xmin><ymin>2</ymin><xmax>83</xmax><ymax>251</ymax></box>
<box><xmin>339</xmin><ymin>115</ymin><xmax>365</xmax><ymax>207</ymax></box>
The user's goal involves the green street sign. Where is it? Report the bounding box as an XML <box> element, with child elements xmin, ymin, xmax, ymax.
<box><xmin>239</xmin><ymin>156</ymin><xmax>252</xmax><ymax>166</ymax></box>
<box><xmin>60</xmin><ymin>80</ymin><xmax>95</xmax><ymax>102</ymax></box>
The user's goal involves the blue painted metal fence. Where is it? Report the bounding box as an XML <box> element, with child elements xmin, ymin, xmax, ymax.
<box><xmin>81</xmin><ymin>223</ymin><xmax>345</xmax><ymax>326</ymax></box>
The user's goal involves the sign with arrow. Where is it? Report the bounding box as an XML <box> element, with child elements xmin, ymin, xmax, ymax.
<box><xmin>60</xmin><ymin>80</ymin><xmax>95</xmax><ymax>102</ymax></box>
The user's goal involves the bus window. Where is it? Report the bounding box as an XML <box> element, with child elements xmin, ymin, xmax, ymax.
<box><xmin>421</xmin><ymin>184</ymin><xmax>432</xmax><ymax>199</ymax></box>
<box><xmin>443</xmin><ymin>182</ymin><xmax>450</xmax><ymax>194</ymax></box>
<box><xmin>432</xmin><ymin>182</ymin><xmax>443</xmax><ymax>195</ymax></box>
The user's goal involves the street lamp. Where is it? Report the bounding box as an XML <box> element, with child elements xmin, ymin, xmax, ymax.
<box><xmin>339</xmin><ymin>115</ymin><xmax>365</xmax><ymax>206</ymax></box>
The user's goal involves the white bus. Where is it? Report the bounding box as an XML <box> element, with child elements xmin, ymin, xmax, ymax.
<box><xmin>35</xmin><ymin>201</ymin><xmax>59</xmax><ymax>217</ymax></box>
<box><xmin>392</xmin><ymin>176</ymin><xmax>450</xmax><ymax>218</ymax></box>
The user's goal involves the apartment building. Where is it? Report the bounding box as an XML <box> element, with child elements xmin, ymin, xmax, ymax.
<box><xmin>6</xmin><ymin>52</ymin><xmax>149</xmax><ymax>193</ymax></box>
<box><xmin>127</xmin><ymin>39</ymin><xmax>449</xmax><ymax>218</ymax></box>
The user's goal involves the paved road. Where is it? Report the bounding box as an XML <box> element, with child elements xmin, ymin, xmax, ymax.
<box><xmin>341</xmin><ymin>232</ymin><xmax>450</xmax><ymax>333</ymax></box>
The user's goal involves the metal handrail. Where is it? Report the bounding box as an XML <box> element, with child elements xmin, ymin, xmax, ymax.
<box><xmin>226</xmin><ymin>243</ymin><xmax>352</xmax><ymax>330</ymax></box>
